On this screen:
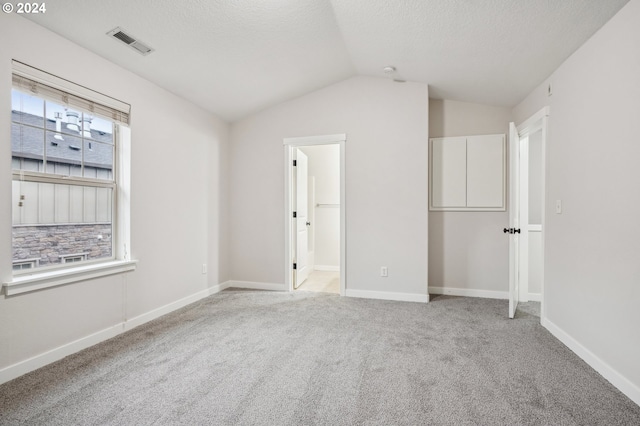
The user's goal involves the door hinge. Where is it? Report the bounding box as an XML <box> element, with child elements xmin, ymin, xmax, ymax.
<box><xmin>293</xmin><ymin>211</ymin><xmax>297</xmax><ymax>218</ymax></box>
<box><xmin>293</xmin><ymin>160</ymin><xmax>297</xmax><ymax>167</ymax></box>
<box><xmin>293</xmin><ymin>263</ymin><xmax>297</xmax><ymax>270</ymax></box>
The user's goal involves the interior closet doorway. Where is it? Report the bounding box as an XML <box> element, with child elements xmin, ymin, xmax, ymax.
<box><xmin>283</xmin><ymin>134</ymin><xmax>346</xmax><ymax>296</ymax></box>
<box><xmin>507</xmin><ymin>107</ymin><xmax>548</xmax><ymax>319</ymax></box>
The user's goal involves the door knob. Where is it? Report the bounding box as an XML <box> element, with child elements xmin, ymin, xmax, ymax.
<box><xmin>306</xmin><ymin>221</ymin><xmax>311</xmax><ymax>226</ymax></box>
<box><xmin>503</xmin><ymin>228</ymin><xmax>521</xmax><ymax>234</ymax></box>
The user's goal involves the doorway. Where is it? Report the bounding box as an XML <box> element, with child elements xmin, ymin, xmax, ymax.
<box><xmin>508</xmin><ymin>107</ymin><xmax>548</xmax><ymax>319</ymax></box>
<box><xmin>283</xmin><ymin>134</ymin><xmax>346</xmax><ymax>296</ymax></box>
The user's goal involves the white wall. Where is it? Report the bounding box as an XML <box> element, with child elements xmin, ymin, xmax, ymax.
<box><xmin>0</xmin><ymin>14</ymin><xmax>229</xmax><ymax>377</ymax></box>
<box><xmin>229</xmin><ymin>76</ymin><xmax>429</xmax><ymax>300</ymax></box>
<box><xmin>428</xmin><ymin>99</ymin><xmax>511</xmax><ymax>296</ymax></box>
<box><xmin>300</xmin><ymin>145</ymin><xmax>340</xmax><ymax>270</ymax></box>
<box><xmin>513</xmin><ymin>0</ymin><xmax>640</xmax><ymax>404</ymax></box>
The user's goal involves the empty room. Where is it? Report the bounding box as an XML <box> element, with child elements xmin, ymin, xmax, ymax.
<box><xmin>1</xmin><ymin>1</ymin><xmax>639</xmax><ymax>424</ymax></box>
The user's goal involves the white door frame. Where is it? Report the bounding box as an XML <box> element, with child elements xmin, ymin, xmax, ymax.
<box><xmin>513</xmin><ymin>106</ymin><xmax>549</xmax><ymax>319</ymax></box>
<box><xmin>283</xmin><ymin>134</ymin><xmax>346</xmax><ymax>296</ymax></box>
<box><xmin>508</xmin><ymin>122</ymin><xmax>521</xmax><ymax>318</ymax></box>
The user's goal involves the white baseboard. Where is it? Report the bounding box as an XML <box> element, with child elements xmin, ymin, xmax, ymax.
<box><xmin>124</xmin><ymin>283</ymin><xmax>229</xmax><ymax>330</ymax></box>
<box><xmin>0</xmin><ymin>282</ymin><xmax>228</xmax><ymax>386</ymax></box>
<box><xmin>0</xmin><ymin>324</ymin><xmax>123</xmax><ymax>386</ymax></box>
<box><xmin>542</xmin><ymin>317</ymin><xmax>640</xmax><ymax>407</ymax></box>
<box><xmin>346</xmin><ymin>289</ymin><xmax>428</xmax><ymax>303</ymax></box>
<box><xmin>226</xmin><ymin>280</ymin><xmax>286</xmax><ymax>291</ymax></box>
<box><xmin>211</xmin><ymin>281</ymin><xmax>232</xmax><ymax>293</ymax></box>
<box><xmin>429</xmin><ymin>286</ymin><xmax>508</xmax><ymax>300</ymax></box>
<box><xmin>526</xmin><ymin>292</ymin><xmax>541</xmax><ymax>302</ymax></box>
<box><xmin>314</xmin><ymin>265</ymin><xmax>340</xmax><ymax>272</ymax></box>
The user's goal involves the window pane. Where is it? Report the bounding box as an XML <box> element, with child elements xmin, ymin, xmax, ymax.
<box><xmin>85</xmin><ymin>116</ymin><xmax>114</xmax><ymax>144</ymax></box>
<box><xmin>45</xmin><ymin>131</ymin><xmax>82</xmax><ymax>175</ymax></box>
<box><xmin>12</xmin><ymin>180</ymin><xmax>21</xmax><ymax>226</ymax></box>
<box><xmin>11</xmin><ymin>89</ymin><xmax>21</xmax><ymax>115</ymax></box>
<box><xmin>84</xmin><ymin>140</ymin><xmax>113</xmax><ymax>178</ymax></box>
<box><xmin>45</xmin><ymin>100</ymin><xmax>71</xmax><ymax>135</ymax></box>
<box><xmin>44</xmin><ymin>103</ymin><xmax>83</xmax><ymax>138</ymax></box>
<box><xmin>12</xmin><ymin>181</ymin><xmax>113</xmax><ymax>269</ymax></box>
<box><xmin>12</xmin><ymin>123</ymin><xmax>45</xmax><ymax>169</ymax></box>
<box><xmin>11</xmin><ymin>89</ymin><xmax>44</xmax><ymax>128</ymax></box>
<box><xmin>11</xmin><ymin>77</ymin><xmax>120</xmax><ymax>275</ymax></box>
<box><xmin>21</xmin><ymin>158</ymin><xmax>42</xmax><ymax>172</ymax></box>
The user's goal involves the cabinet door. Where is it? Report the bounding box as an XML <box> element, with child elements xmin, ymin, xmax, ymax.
<box><xmin>430</xmin><ymin>137</ymin><xmax>466</xmax><ymax>208</ymax></box>
<box><xmin>466</xmin><ymin>134</ymin><xmax>505</xmax><ymax>209</ymax></box>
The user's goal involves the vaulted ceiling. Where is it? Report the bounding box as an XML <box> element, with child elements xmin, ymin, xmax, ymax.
<box><xmin>24</xmin><ymin>0</ymin><xmax>630</xmax><ymax>121</ymax></box>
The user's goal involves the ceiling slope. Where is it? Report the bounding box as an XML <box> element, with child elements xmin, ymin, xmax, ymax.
<box><xmin>23</xmin><ymin>0</ymin><xmax>630</xmax><ymax>121</ymax></box>
<box><xmin>329</xmin><ymin>0</ymin><xmax>630</xmax><ymax>106</ymax></box>
<box><xmin>24</xmin><ymin>0</ymin><xmax>355</xmax><ymax>121</ymax></box>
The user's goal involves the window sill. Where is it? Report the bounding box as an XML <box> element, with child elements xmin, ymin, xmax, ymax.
<box><xmin>3</xmin><ymin>260</ymin><xmax>138</xmax><ymax>296</ymax></box>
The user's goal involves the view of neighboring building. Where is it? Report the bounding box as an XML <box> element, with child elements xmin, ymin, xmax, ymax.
<box><xmin>11</xmin><ymin>89</ymin><xmax>115</xmax><ymax>271</ymax></box>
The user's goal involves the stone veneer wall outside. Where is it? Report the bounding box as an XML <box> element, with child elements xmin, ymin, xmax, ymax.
<box><xmin>12</xmin><ymin>223</ymin><xmax>112</xmax><ymax>266</ymax></box>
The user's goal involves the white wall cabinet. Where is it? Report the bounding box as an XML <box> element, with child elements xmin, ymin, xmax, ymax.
<box><xmin>430</xmin><ymin>134</ymin><xmax>505</xmax><ymax>211</ymax></box>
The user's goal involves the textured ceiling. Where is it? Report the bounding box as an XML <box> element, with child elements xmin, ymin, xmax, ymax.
<box><xmin>23</xmin><ymin>0</ymin><xmax>629</xmax><ymax>121</ymax></box>
<box><xmin>330</xmin><ymin>0</ymin><xmax>630</xmax><ymax>106</ymax></box>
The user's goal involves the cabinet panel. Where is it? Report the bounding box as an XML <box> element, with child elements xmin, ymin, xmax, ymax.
<box><xmin>430</xmin><ymin>134</ymin><xmax>505</xmax><ymax>211</ymax></box>
<box><xmin>431</xmin><ymin>137</ymin><xmax>466</xmax><ymax>208</ymax></box>
<box><xmin>466</xmin><ymin>135</ymin><xmax>505</xmax><ymax>209</ymax></box>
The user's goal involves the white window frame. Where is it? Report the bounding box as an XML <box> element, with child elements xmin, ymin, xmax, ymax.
<box><xmin>3</xmin><ymin>62</ymin><xmax>136</xmax><ymax>296</ymax></box>
<box><xmin>12</xmin><ymin>258</ymin><xmax>40</xmax><ymax>271</ymax></box>
<box><xmin>60</xmin><ymin>253</ymin><xmax>89</xmax><ymax>264</ymax></box>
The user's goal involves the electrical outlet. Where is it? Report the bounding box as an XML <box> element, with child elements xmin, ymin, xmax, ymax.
<box><xmin>202</xmin><ymin>264</ymin><xmax>207</xmax><ymax>274</ymax></box>
<box><xmin>380</xmin><ymin>266</ymin><xmax>388</xmax><ymax>277</ymax></box>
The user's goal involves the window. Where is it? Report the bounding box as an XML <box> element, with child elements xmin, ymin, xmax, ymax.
<box><xmin>60</xmin><ymin>253</ymin><xmax>89</xmax><ymax>264</ymax></box>
<box><xmin>10</xmin><ymin>61</ymin><xmax>131</xmax><ymax>276</ymax></box>
<box><xmin>12</xmin><ymin>259</ymin><xmax>40</xmax><ymax>271</ymax></box>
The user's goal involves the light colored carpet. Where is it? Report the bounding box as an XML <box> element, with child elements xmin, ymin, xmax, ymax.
<box><xmin>1</xmin><ymin>289</ymin><xmax>639</xmax><ymax>425</ymax></box>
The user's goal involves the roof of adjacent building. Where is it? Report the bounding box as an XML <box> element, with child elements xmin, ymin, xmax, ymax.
<box><xmin>11</xmin><ymin>110</ymin><xmax>114</xmax><ymax>170</ymax></box>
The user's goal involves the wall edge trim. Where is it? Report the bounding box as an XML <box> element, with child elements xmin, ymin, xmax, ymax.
<box><xmin>429</xmin><ymin>286</ymin><xmax>508</xmax><ymax>300</ymax></box>
<box><xmin>226</xmin><ymin>280</ymin><xmax>286</xmax><ymax>291</ymax></box>
<box><xmin>0</xmin><ymin>282</ymin><xmax>229</xmax><ymax>385</ymax></box>
<box><xmin>542</xmin><ymin>317</ymin><xmax>640</xmax><ymax>407</ymax></box>
<box><xmin>346</xmin><ymin>289</ymin><xmax>428</xmax><ymax>303</ymax></box>
<box><xmin>124</xmin><ymin>282</ymin><xmax>230</xmax><ymax>330</ymax></box>
<box><xmin>314</xmin><ymin>265</ymin><xmax>340</xmax><ymax>272</ymax></box>
<box><xmin>527</xmin><ymin>292</ymin><xmax>542</xmax><ymax>302</ymax></box>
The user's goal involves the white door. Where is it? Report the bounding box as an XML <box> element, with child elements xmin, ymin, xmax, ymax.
<box><xmin>508</xmin><ymin>122</ymin><xmax>520</xmax><ymax>318</ymax></box>
<box><xmin>294</xmin><ymin>149</ymin><xmax>310</xmax><ymax>288</ymax></box>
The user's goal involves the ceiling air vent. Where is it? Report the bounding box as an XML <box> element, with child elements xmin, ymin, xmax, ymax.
<box><xmin>107</xmin><ymin>27</ymin><xmax>154</xmax><ymax>56</ymax></box>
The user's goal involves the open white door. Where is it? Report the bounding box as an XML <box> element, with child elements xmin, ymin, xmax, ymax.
<box><xmin>294</xmin><ymin>149</ymin><xmax>310</xmax><ymax>288</ymax></box>
<box><xmin>508</xmin><ymin>122</ymin><xmax>520</xmax><ymax>318</ymax></box>
<box><xmin>284</xmin><ymin>133</ymin><xmax>346</xmax><ymax>295</ymax></box>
